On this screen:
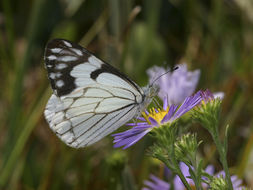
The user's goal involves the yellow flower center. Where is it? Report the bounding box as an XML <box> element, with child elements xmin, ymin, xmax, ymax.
<box><xmin>142</xmin><ymin>107</ymin><xmax>168</xmax><ymax>125</ymax></box>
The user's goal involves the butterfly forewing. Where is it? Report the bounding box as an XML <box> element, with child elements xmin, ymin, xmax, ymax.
<box><xmin>44</xmin><ymin>39</ymin><xmax>91</xmax><ymax>96</ymax></box>
<box><xmin>44</xmin><ymin>39</ymin><xmax>145</xmax><ymax>148</ymax></box>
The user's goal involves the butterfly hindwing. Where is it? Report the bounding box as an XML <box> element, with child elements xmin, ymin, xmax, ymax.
<box><xmin>45</xmin><ymin>93</ymin><xmax>138</xmax><ymax>148</ymax></box>
<box><xmin>44</xmin><ymin>39</ymin><xmax>145</xmax><ymax>148</ymax></box>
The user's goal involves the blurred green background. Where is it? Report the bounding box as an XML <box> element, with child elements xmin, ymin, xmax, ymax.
<box><xmin>1</xmin><ymin>0</ymin><xmax>253</xmax><ymax>189</ymax></box>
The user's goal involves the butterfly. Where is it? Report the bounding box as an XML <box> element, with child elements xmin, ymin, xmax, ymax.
<box><xmin>44</xmin><ymin>39</ymin><xmax>159</xmax><ymax>148</ymax></box>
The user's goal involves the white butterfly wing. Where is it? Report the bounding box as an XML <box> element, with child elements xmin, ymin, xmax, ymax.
<box><xmin>44</xmin><ymin>39</ymin><xmax>144</xmax><ymax>148</ymax></box>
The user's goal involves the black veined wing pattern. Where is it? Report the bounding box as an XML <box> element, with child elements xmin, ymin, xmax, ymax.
<box><xmin>44</xmin><ymin>39</ymin><xmax>156</xmax><ymax>148</ymax></box>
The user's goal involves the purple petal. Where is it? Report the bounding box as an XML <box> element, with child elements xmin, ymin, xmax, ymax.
<box><xmin>164</xmin><ymin>166</ymin><xmax>172</xmax><ymax>180</ymax></box>
<box><xmin>149</xmin><ymin>117</ymin><xmax>159</xmax><ymax>126</ymax></box>
<box><xmin>112</xmin><ymin>125</ymin><xmax>151</xmax><ymax>139</ymax></box>
<box><xmin>173</xmin><ymin>162</ymin><xmax>194</xmax><ymax>190</ymax></box>
<box><xmin>149</xmin><ymin>175</ymin><xmax>170</xmax><ymax>188</ymax></box>
<box><xmin>137</xmin><ymin>117</ymin><xmax>147</xmax><ymax>121</ymax></box>
<box><xmin>163</xmin><ymin>96</ymin><xmax>168</xmax><ymax>110</ymax></box>
<box><xmin>205</xmin><ymin>165</ymin><xmax>215</xmax><ymax>175</ymax></box>
<box><xmin>161</xmin><ymin>104</ymin><xmax>178</xmax><ymax>123</ymax></box>
<box><xmin>126</xmin><ymin>122</ymin><xmax>149</xmax><ymax>126</ymax></box>
<box><xmin>173</xmin><ymin>175</ymin><xmax>187</xmax><ymax>190</ymax></box>
<box><xmin>201</xmin><ymin>165</ymin><xmax>215</xmax><ymax>188</ymax></box>
<box><xmin>200</xmin><ymin>89</ymin><xmax>214</xmax><ymax>102</ymax></box>
<box><xmin>143</xmin><ymin>174</ymin><xmax>170</xmax><ymax>190</ymax></box>
<box><xmin>171</xmin><ymin>90</ymin><xmax>202</xmax><ymax>120</ymax></box>
<box><xmin>112</xmin><ymin>123</ymin><xmax>152</xmax><ymax>149</ymax></box>
<box><xmin>179</xmin><ymin>162</ymin><xmax>192</xmax><ymax>181</ymax></box>
<box><xmin>230</xmin><ymin>175</ymin><xmax>243</xmax><ymax>188</ymax></box>
<box><xmin>216</xmin><ymin>171</ymin><xmax>225</xmax><ymax>177</ymax></box>
<box><xmin>215</xmin><ymin>171</ymin><xmax>244</xmax><ymax>189</ymax></box>
<box><xmin>114</xmin><ymin>130</ymin><xmax>150</xmax><ymax>149</ymax></box>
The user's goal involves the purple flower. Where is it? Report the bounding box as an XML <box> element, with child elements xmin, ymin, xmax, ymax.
<box><xmin>200</xmin><ymin>89</ymin><xmax>215</xmax><ymax>102</ymax></box>
<box><xmin>142</xmin><ymin>174</ymin><xmax>170</xmax><ymax>190</ymax></box>
<box><xmin>143</xmin><ymin>163</ymin><xmax>245</xmax><ymax>190</ymax></box>
<box><xmin>173</xmin><ymin>162</ymin><xmax>214</xmax><ymax>189</ymax></box>
<box><xmin>216</xmin><ymin>171</ymin><xmax>244</xmax><ymax>190</ymax></box>
<box><xmin>201</xmin><ymin>89</ymin><xmax>225</xmax><ymax>102</ymax></box>
<box><xmin>147</xmin><ymin>64</ymin><xmax>200</xmax><ymax>105</ymax></box>
<box><xmin>173</xmin><ymin>163</ymin><xmax>245</xmax><ymax>189</ymax></box>
<box><xmin>112</xmin><ymin>91</ymin><xmax>203</xmax><ymax>149</ymax></box>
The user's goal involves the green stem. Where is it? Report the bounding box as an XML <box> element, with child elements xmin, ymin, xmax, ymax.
<box><xmin>171</xmin><ymin>161</ymin><xmax>192</xmax><ymax>190</ymax></box>
<box><xmin>175</xmin><ymin>169</ymin><xmax>192</xmax><ymax>189</ymax></box>
<box><xmin>212</xmin><ymin>130</ymin><xmax>233</xmax><ymax>189</ymax></box>
<box><xmin>190</xmin><ymin>156</ymin><xmax>203</xmax><ymax>190</ymax></box>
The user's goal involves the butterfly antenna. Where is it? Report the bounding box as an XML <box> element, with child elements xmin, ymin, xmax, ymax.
<box><xmin>150</xmin><ymin>66</ymin><xmax>179</xmax><ymax>87</ymax></box>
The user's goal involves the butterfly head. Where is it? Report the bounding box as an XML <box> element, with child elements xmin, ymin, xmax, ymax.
<box><xmin>140</xmin><ymin>66</ymin><xmax>179</xmax><ymax>111</ymax></box>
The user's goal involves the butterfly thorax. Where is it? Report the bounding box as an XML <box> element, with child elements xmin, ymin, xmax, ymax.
<box><xmin>140</xmin><ymin>84</ymin><xmax>159</xmax><ymax>111</ymax></box>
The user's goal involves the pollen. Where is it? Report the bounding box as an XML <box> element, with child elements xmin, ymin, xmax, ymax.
<box><xmin>201</xmin><ymin>100</ymin><xmax>208</xmax><ymax>108</ymax></box>
<box><xmin>142</xmin><ymin>107</ymin><xmax>168</xmax><ymax>125</ymax></box>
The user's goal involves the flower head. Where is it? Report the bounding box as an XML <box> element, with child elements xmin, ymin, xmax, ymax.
<box><xmin>112</xmin><ymin>91</ymin><xmax>203</xmax><ymax>149</ymax></box>
<box><xmin>192</xmin><ymin>89</ymin><xmax>222</xmax><ymax>133</ymax></box>
<box><xmin>174</xmin><ymin>133</ymin><xmax>200</xmax><ymax>165</ymax></box>
<box><xmin>200</xmin><ymin>89</ymin><xmax>215</xmax><ymax>102</ymax></box>
<box><xmin>147</xmin><ymin>64</ymin><xmax>200</xmax><ymax>105</ymax></box>
<box><xmin>200</xmin><ymin>89</ymin><xmax>225</xmax><ymax>102</ymax></box>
